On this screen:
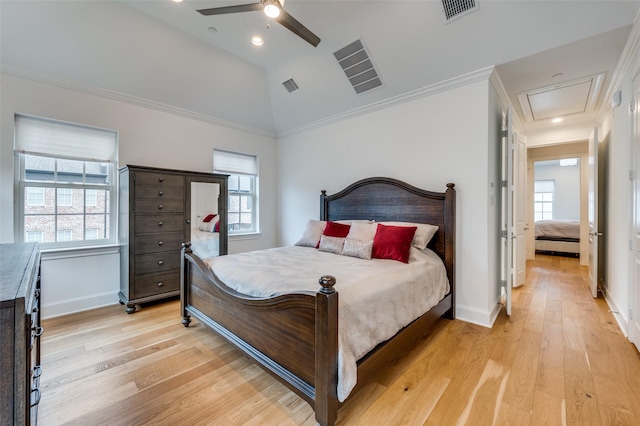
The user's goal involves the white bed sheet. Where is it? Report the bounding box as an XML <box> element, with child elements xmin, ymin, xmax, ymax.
<box><xmin>535</xmin><ymin>219</ymin><xmax>580</xmax><ymax>240</ymax></box>
<box><xmin>190</xmin><ymin>229</ymin><xmax>220</xmax><ymax>259</ymax></box>
<box><xmin>203</xmin><ymin>245</ymin><xmax>449</xmax><ymax>402</ymax></box>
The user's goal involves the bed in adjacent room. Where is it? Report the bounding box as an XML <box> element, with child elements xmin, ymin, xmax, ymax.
<box><xmin>535</xmin><ymin>219</ymin><xmax>580</xmax><ymax>255</ymax></box>
<box><xmin>180</xmin><ymin>177</ymin><xmax>456</xmax><ymax>426</ymax></box>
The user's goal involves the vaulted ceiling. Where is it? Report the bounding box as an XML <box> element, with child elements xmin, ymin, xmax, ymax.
<box><xmin>1</xmin><ymin>1</ymin><xmax>638</xmax><ymax>138</ymax></box>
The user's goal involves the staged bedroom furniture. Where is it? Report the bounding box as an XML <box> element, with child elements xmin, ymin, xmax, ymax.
<box><xmin>180</xmin><ymin>177</ymin><xmax>456</xmax><ymax>426</ymax></box>
<box><xmin>534</xmin><ymin>219</ymin><xmax>580</xmax><ymax>255</ymax></box>
<box><xmin>119</xmin><ymin>165</ymin><xmax>227</xmax><ymax>313</ymax></box>
<box><xmin>0</xmin><ymin>242</ymin><xmax>42</xmax><ymax>425</ymax></box>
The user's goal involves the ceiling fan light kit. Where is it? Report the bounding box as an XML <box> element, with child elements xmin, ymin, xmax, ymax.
<box><xmin>197</xmin><ymin>0</ymin><xmax>320</xmax><ymax>47</ymax></box>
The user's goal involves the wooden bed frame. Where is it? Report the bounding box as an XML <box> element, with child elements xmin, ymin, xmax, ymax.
<box><xmin>180</xmin><ymin>177</ymin><xmax>456</xmax><ymax>425</ymax></box>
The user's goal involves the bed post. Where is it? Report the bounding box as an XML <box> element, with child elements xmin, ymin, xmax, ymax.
<box><xmin>315</xmin><ymin>275</ymin><xmax>339</xmax><ymax>426</ymax></box>
<box><xmin>444</xmin><ymin>183</ymin><xmax>456</xmax><ymax>320</ymax></box>
<box><xmin>180</xmin><ymin>242</ymin><xmax>192</xmax><ymax>327</ymax></box>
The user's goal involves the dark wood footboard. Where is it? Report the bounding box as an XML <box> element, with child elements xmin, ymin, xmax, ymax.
<box><xmin>180</xmin><ymin>243</ymin><xmax>341</xmax><ymax>424</ymax></box>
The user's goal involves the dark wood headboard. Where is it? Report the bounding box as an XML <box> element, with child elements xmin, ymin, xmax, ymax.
<box><xmin>320</xmin><ymin>177</ymin><xmax>455</xmax><ymax>300</ymax></box>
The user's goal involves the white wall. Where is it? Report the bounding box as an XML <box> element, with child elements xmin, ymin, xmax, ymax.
<box><xmin>1</xmin><ymin>74</ymin><xmax>278</xmax><ymax>318</ymax></box>
<box><xmin>278</xmin><ymin>78</ymin><xmax>501</xmax><ymax>327</ymax></box>
<box><xmin>534</xmin><ymin>160</ymin><xmax>581</xmax><ymax>220</ymax></box>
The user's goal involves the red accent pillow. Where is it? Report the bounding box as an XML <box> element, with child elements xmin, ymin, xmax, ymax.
<box><xmin>202</xmin><ymin>214</ymin><xmax>217</xmax><ymax>223</ymax></box>
<box><xmin>372</xmin><ymin>224</ymin><xmax>417</xmax><ymax>263</ymax></box>
<box><xmin>323</xmin><ymin>221</ymin><xmax>351</xmax><ymax>238</ymax></box>
<box><xmin>316</xmin><ymin>221</ymin><xmax>351</xmax><ymax>248</ymax></box>
<box><xmin>214</xmin><ymin>221</ymin><xmax>220</xmax><ymax>232</ymax></box>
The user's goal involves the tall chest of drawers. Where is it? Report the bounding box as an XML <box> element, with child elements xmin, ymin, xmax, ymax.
<box><xmin>0</xmin><ymin>242</ymin><xmax>42</xmax><ymax>425</ymax></box>
<box><xmin>118</xmin><ymin>165</ymin><xmax>227</xmax><ymax>313</ymax></box>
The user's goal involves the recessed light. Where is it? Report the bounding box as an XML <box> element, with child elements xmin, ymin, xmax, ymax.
<box><xmin>251</xmin><ymin>36</ymin><xmax>264</xmax><ymax>46</ymax></box>
<box><xmin>208</xmin><ymin>27</ymin><xmax>218</xmax><ymax>33</ymax></box>
<box><xmin>551</xmin><ymin>117</ymin><xmax>564</xmax><ymax>123</ymax></box>
<box><xmin>172</xmin><ymin>0</ymin><xmax>183</xmax><ymax>3</ymax></box>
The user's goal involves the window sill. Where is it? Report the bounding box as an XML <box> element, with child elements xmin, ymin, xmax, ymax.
<box><xmin>229</xmin><ymin>232</ymin><xmax>262</xmax><ymax>241</ymax></box>
<box><xmin>40</xmin><ymin>244</ymin><xmax>120</xmax><ymax>261</ymax></box>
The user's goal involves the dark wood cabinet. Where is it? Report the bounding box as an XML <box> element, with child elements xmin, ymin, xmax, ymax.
<box><xmin>119</xmin><ymin>165</ymin><xmax>227</xmax><ymax>313</ymax></box>
<box><xmin>0</xmin><ymin>242</ymin><xmax>42</xmax><ymax>425</ymax></box>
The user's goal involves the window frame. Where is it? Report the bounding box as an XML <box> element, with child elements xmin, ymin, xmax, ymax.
<box><xmin>226</xmin><ymin>173</ymin><xmax>258</xmax><ymax>235</ymax></box>
<box><xmin>534</xmin><ymin>179</ymin><xmax>555</xmax><ymax>221</ymax></box>
<box><xmin>15</xmin><ymin>154</ymin><xmax>117</xmax><ymax>249</ymax></box>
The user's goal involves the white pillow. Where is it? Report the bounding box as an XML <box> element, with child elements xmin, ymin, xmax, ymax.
<box><xmin>378</xmin><ymin>221</ymin><xmax>439</xmax><ymax>249</ymax></box>
<box><xmin>346</xmin><ymin>222</ymin><xmax>377</xmax><ymax>241</ymax></box>
<box><xmin>294</xmin><ymin>220</ymin><xmax>327</xmax><ymax>247</ymax></box>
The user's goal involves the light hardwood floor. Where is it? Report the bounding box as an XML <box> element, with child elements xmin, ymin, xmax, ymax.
<box><xmin>38</xmin><ymin>254</ymin><xmax>640</xmax><ymax>425</ymax></box>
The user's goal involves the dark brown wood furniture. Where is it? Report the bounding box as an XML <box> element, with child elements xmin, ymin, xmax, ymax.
<box><xmin>0</xmin><ymin>242</ymin><xmax>42</xmax><ymax>425</ymax></box>
<box><xmin>180</xmin><ymin>177</ymin><xmax>455</xmax><ymax>426</ymax></box>
<box><xmin>119</xmin><ymin>165</ymin><xmax>228</xmax><ymax>313</ymax></box>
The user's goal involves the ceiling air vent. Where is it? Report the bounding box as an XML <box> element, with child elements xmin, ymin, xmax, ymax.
<box><xmin>441</xmin><ymin>0</ymin><xmax>477</xmax><ymax>21</ymax></box>
<box><xmin>282</xmin><ymin>78</ymin><xmax>300</xmax><ymax>94</ymax></box>
<box><xmin>334</xmin><ymin>39</ymin><xmax>382</xmax><ymax>95</ymax></box>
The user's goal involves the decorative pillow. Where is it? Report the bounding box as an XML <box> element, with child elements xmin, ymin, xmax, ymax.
<box><xmin>322</xmin><ymin>221</ymin><xmax>351</xmax><ymax>238</ymax></box>
<box><xmin>214</xmin><ymin>221</ymin><xmax>220</xmax><ymax>232</ymax></box>
<box><xmin>378</xmin><ymin>221</ymin><xmax>438</xmax><ymax>250</ymax></box>
<box><xmin>372</xmin><ymin>224</ymin><xmax>417</xmax><ymax>263</ymax></box>
<box><xmin>295</xmin><ymin>220</ymin><xmax>327</xmax><ymax>247</ymax></box>
<box><xmin>198</xmin><ymin>221</ymin><xmax>215</xmax><ymax>232</ymax></box>
<box><xmin>342</xmin><ymin>238</ymin><xmax>374</xmax><ymax>260</ymax></box>
<box><xmin>345</xmin><ymin>222</ymin><xmax>377</xmax><ymax>241</ymax></box>
<box><xmin>318</xmin><ymin>235</ymin><xmax>346</xmax><ymax>255</ymax></box>
<box><xmin>202</xmin><ymin>213</ymin><xmax>217</xmax><ymax>223</ymax></box>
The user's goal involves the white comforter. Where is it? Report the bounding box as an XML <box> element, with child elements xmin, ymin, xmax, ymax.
<box><xmin>203</xmin><ymin>245</ymin><xmax>449</xmax><ymax>402</ymax></box>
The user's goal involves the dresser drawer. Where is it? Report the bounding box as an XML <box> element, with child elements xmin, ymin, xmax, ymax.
<box><xmin>134</xmin><ymin>272</ymin><xmax>180</xmax><ymax>298</ymax></box>
<box><xmin>135</xmin><ymin>199</ymin><xmax>184</xmax><ymax>214</ymax></box>
<box><xmin>136</xmin><ymin>184</ymin><xmax>184</xmax><ymax>201</ymax></box>
<box><xmin>135</xmin><ymin>252</ymin><xmax>181</xmax><ymax>275</ymax></box>
<box><xmin>134</xmin><ymin>172</ymin><xmax>184</xmax><ymax>187</ymax></box>
<box><xmin>134</xmin><ymin>233</ymin><xmax>184</xmax><ymax>254</ymax></box>
<box><xmin>135</xmin><ymin>214</ymin><xmax>184</xmax><ymax>234</ymax></box>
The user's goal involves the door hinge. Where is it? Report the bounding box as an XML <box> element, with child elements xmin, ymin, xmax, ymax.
<box><xmin>630</xmin><ymin>170</ymin><xmax>636</xmax><ymax>181</ymax></box>
<box><xmin>629</xmin><ymin>309</ymin><xmax>633</xmax><ymax>321</ymax></box>
<box><xmin>500</xmin><ymin>280</ymin><xmax>507</xmax><ymax>288</ymax></box>
<box><xmin>500</xmin><ymin>130</ymin><xmax>508</xmax><ymax>138</ymax></box>
<box><xmin>630</xmin><ymin>240</ymin><xmax>633</xmax><ymax>251</ymax></box>
<box><xmin>500</xmin><ymin>230</ymin><xmax>508</xmax><ymax>238</ymax></box>
<box><xmin>500</xmin><ymin>180</ymin><xmax>508</xmax><ymax>188</ymax></box>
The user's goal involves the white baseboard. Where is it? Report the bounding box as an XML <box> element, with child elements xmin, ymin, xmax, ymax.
<box><xmin>42</xmin><ymin>292</ymin><xmax>119</xmax><ymax>319</ymax></box>
<box><xmin>602</xmin><ymin>288</ymin><xmax>629</xmax><ymax>337</ymax></box>
<box><xmin>455</xmin><ymin>303</ymin><xmax>497</xmax><ymax>328</ymax></box>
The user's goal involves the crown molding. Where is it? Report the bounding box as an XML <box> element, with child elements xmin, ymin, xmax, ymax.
<box><xmin>278</xmin><ymin>66</ymin><xmax>495</xmax><ymax>138</ymax></box>
<box><xmin>0</xmin><ymin>64</ymin><xmax>277</xmax><ymax>139</ymax></box>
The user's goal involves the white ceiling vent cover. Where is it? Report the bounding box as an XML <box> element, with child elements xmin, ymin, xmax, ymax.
<box><xmin>441</xmin><ymin>0</ymin><xmax>478</xmax><ymax>21</ymax></box>
<box><xmin>282</xmin><ymin>78</ymin><xmax>300</xmax><ymax>94</ymax></box>
<box><xmin>334</xmin><ymin>39</ymin><xmax>382</xmax><ymax>95</ymax></box>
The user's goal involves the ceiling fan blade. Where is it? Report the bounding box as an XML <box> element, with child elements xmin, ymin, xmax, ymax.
<box><xmin>275</xmin><ymin>9</ymin><xmax>321</xmax><ymax>47</ymax></box>
<box><xmin>197</xmin><ymin>3</ymin><xmax>264</xmax><ymax>16</ymax></box>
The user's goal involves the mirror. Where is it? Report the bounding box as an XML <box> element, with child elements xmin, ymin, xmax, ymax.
<box><xmin>189</xmin><ymin>181</ymin><xmax>221</xmax><ymax>258</ymax></box>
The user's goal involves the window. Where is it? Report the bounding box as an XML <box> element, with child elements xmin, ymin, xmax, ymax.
<box><xmin>15</xmin><ymin>114</ymin><xmax>117</xmax><ymax>248</ymax></box>
<box><xmin>213</xmin><ymin>149</ymin><xmax>258</xmax><ymax>234</ymax></box>
<box><xmin>534</xmin><ymin>179</ymin><xmax>555</xmax><ymax>221</ymax></box>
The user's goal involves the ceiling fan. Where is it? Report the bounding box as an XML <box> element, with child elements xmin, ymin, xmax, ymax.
<box><xmin>197</xmin><ymin>0</ymin><xmax>321</xmax><ymax>47</ymax></box>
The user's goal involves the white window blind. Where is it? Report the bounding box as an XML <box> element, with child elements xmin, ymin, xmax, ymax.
<box><xmin>213</xmin><ymin>149</ymin><xmax>257</xmax><ymax>175</ymax></box>
<box><xmin>534</xmin><ymin>179</ymin><xmax>555</xmax><ymax>193</ymax></box>
<box><xmin>14</xmin><ymin>114</ymin><xmax>117</xmax><ymax>163</ymax></box>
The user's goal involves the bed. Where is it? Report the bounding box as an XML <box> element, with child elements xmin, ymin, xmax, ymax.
<box><xmin>535</xmin><ymin>219</ymin><xmax>580</xmax><ymax>255</ymax></box>
<box><xmin>180</xmin><ymin>177</ymin><xmax>456</xmax><ymax>425</ymax></box>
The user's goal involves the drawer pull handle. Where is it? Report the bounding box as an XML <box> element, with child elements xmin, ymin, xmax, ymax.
<box><xmin>158</xmin><ymin>241</ymin><xmax>163</xmax><ymax>246</ymax></box>
<box><xmin>31</xmin><ymin>388</ymin><xmax>41</xmax><ymax>407</ymax></box>
<box><xmin>158</xmin><ymin>260</ymin><xmax>164</xmax><ymax>266</ymax></box>
<box><xmin>158</xmin><ymin>191</ymin><xmax>164</xmax><ymax>196</ymax></box>
<box><xmin>32</xmin><ymin>326</ymin><xmax>44</xmax><ymax>337</ymax></box>
<box><xmin>158</xmin><ymin>177</ymin><xmax>164</xmax><ymax>182</ymax></box>
<box><xmin>158</xmin><ymin>221</ymin><xmax>163</xmax><ymax>226</ymax></box>
<box><xmin>32</xmin><ymin>365</ymin><xmax>42</xmax><ymax>379</ymax></box>
<box><xmin>158</xmin><ymin>204</ymin><xmax>163</xmax><ymax>210</ymax></box>
<box><xmin>157</xmin><ymin>282</ymin><xmax>164</xmax><ymax>287</ymax></box>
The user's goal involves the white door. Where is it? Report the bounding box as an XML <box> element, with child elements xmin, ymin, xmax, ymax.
<box><xmin>514</xmin><ymin>133</ymin><xmax>527</xmax><ymax>287</ymax></box>
<box><xmin>631</xmin><ymin>75</ymin><xmax>640</xmax><ymax>352</ymax></box>
<box><xmin>587</xmin><ymin>128</ymin><xmax>599</xmax><ymax>298</ymax></box>
<box><xmin>501</xmin><ymin>108</ymin><xmax>514</xmax><ymax>315</ymax></box>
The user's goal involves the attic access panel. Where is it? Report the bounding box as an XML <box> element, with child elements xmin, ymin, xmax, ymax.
<box><xmin>518</xmin><ymin>73</ymin><xmax>604</xmax><ymax>122</ymax></box>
